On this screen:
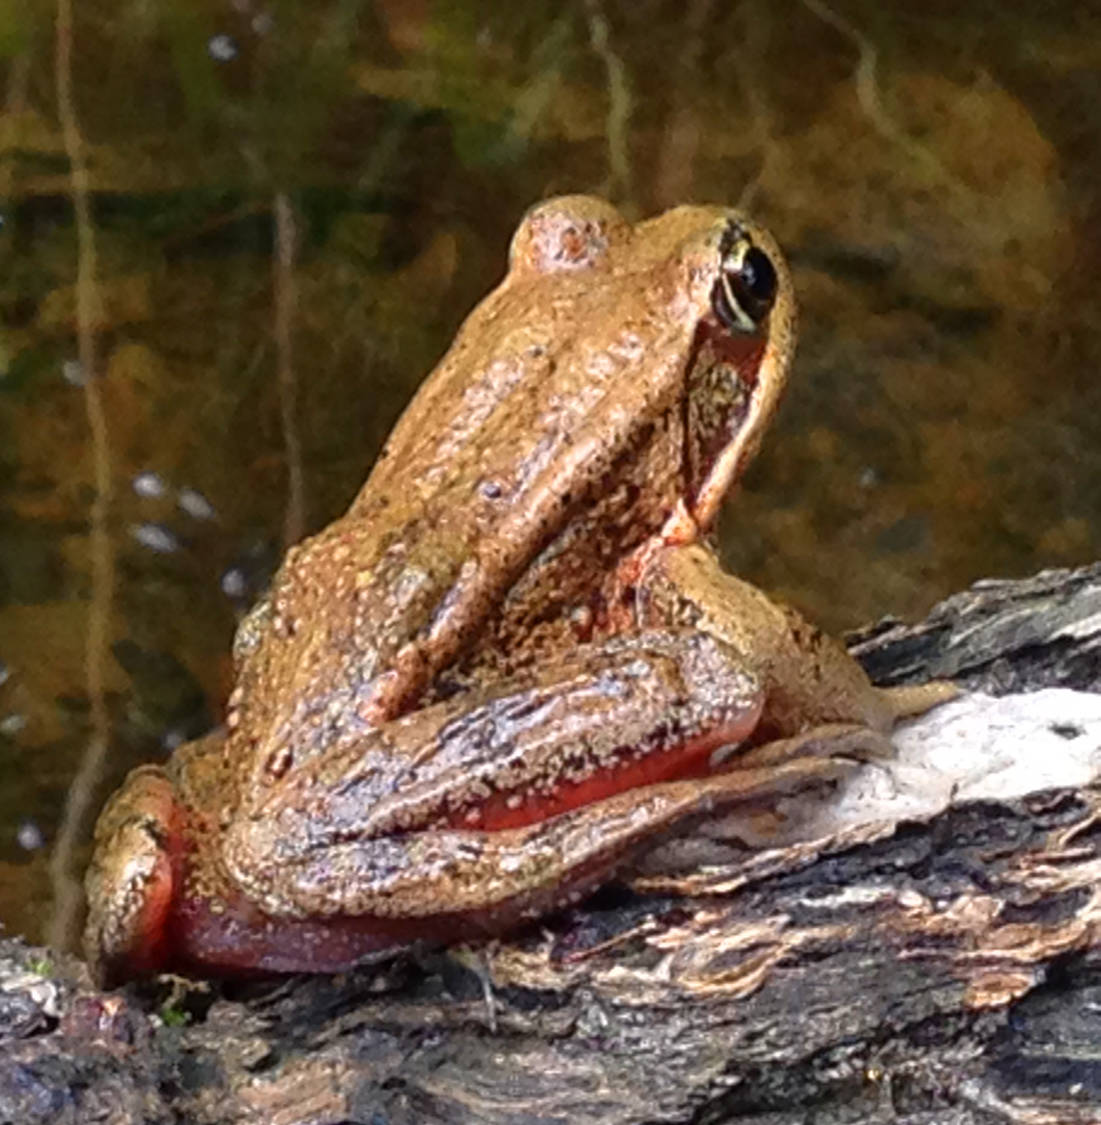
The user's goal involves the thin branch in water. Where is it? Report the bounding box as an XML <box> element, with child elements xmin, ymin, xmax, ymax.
<box><xmin>505</xmin><ymin>15</ymin><xmax>572</xmax><ymax>154</ymax></box>
<box><xmin>653</xmin><ymin>0</ymin><xmax>713</xmax><ymax>208</ymax></box>
<box><xmin>274</xmin><ymin>192</ymin><xmax>306</xmax><ymax>547</ymax></box>
<box><xmin>47</xmin><ymin>0</ymin><xmax>115</xmax><ymax>955</ymax></box>
<box><xmin>585</xmin><ymin>0</ymin><xmax>633</xmax><ymax>202</ymax></box>
<box><xmin>799</xmin><ymin>0</ymin><xmax>970</xmax><ymax>203</ymax></box>
<box><xmin>732</xmin><ymin>1</ymin><xmax>785</xmax><ymax>213</ymax></box>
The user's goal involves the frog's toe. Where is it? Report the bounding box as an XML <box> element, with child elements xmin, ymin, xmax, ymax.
<box><xmin>735</xmin><ymin>723</ymin><xmax>894</xmax><ymax>769</ymax></box>
<box><xmin>880</xmin><ymin>680</ymin><xmax>961</xmax><ymax>719</ymax></box>
<box><xmin>83</xmin><ymin>766</ymin><xmax>183</xmax><ymax>988</ymax></box>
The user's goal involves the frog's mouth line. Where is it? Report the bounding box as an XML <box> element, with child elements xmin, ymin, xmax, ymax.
<box><xmin>682</xmin><ymin>319</ymin><xmax>769</xmax><ymax>529</ymax></box>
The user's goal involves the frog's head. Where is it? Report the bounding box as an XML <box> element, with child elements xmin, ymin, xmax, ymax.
<box><xmin>653</xmin><ymin>205</ymin><xmax>796</xmax><ymax>534</ymax></box>
<box><xmin>507</xmin><ymin>195</ymin><xmax>795</xmax><ymax>538</ymax></box>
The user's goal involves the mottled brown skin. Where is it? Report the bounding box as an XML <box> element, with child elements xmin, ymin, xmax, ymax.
<box><xmin>84</xmin><ymin>196</ymin><xmax>953</xmax><ymax>986</ymax></box>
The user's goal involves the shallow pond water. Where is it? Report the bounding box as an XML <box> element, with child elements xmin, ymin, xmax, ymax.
<box><xmin>1</xmin><ymin>0</ymin><xmax>1099</xmax><ymax>953</ymax></box>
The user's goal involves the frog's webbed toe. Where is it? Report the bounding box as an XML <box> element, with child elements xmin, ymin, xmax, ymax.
<box><xmin>83</xmin><ymin>765</ymin><xmax>184</xmax><ymax>988</ymax></box>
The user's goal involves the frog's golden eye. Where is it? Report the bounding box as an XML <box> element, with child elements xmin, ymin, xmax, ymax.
<box><xmin>712</xmin><ymin>234</ymin><xmax>778</xmax><ymax>333</ymax></box>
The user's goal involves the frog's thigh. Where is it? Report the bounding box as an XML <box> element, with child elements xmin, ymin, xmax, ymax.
<box><xmin>225</xmin><ymin>630</ymin><xmax>779</xmax><ymax>919</ymax></box>
<box><xmin>233</xmin><ymin>755</ymin><xmax>855</xmax><ymax>921</ymax></box>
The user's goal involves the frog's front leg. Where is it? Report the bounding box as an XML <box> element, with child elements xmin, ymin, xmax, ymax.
<box><xmin>635</xmin><ymin>541</ymin><xmax>958</xmax><ymax>755</ymax></box>
<box><xmin>221</xmin><ymin>631</ymin><xmax>854</xmax><ymax>933</ymax></box>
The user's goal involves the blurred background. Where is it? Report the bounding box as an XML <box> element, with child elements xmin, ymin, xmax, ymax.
<box><xmin>1</xmin><ymin>0</ymin><xmax>1098</xmax><ymax>954</ymax></box>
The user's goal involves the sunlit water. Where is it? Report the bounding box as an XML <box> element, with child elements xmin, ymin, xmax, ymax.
<box><xmin>1</xmin><ymin>0</ymin><xmax>1099</xmax><ymax>952</ymax></box>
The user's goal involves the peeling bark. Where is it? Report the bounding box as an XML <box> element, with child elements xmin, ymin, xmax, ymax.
<box><xmin>4</xmin><ymin>564</ymin><xmax>1101</xmax><ymax>1125</ymax></box>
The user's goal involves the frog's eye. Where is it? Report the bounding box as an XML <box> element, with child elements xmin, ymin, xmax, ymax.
<box><xmin>712</xmin><ymin>239</ymin><xmax>778</xmax><ymax>333</ymax></box>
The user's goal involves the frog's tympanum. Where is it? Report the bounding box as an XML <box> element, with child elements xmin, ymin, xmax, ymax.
<box><xmin>85</xmin><ymin>196</ymin><xmax>952</xmax><ymax>985</ymax></box>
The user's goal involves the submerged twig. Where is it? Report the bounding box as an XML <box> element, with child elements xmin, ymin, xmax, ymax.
<box><xmin>274</xmin><ymin>192</ymin><xmax>306</xmax><ymax>547</ymax></box>
<box><xmin>47</xmin><ymin>0</ymin><xmax>115</xmax><ymax>954</ymax></box>
<box><xmin>585</xmin><ymin>0</ymin><xmax>633</xmax><ymax>201</ymax></box>
<box><xmin>799</xmin><ymin>0</ymin><xmax>970</xmax><ymax>202</ymax></box>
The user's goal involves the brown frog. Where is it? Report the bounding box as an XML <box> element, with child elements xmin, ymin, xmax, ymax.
<box><xmin>84</xmin><ymin>196</ymin><xmax>952</xmax><ymax>985</ymax></box>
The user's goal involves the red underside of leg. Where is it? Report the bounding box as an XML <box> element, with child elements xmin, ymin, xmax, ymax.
<box><xmin>160</xmin><ymin>713</ymin><xmax>760</xmax><ymax>976</ymax></box>
<box><xmin>450</xmin><ymin>711</ymin><xmax>760</xmax><ymax>831</ymax></box>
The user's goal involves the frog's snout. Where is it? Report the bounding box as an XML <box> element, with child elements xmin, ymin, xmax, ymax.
<box><xmin>83</xmin><ymin>767</ymin><xmax>181</xmax><ymax>988</ymax></box>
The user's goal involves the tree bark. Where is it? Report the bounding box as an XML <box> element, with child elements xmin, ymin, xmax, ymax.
<box><xmin>4</xmin><ymin>564</ymin><xmax>1101</xmax><ymax>1125</ymax></box>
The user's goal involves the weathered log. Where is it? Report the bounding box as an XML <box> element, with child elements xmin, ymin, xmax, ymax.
<box><xmin>4</xmin><ymin>564</ymin><xmax>1101</xmax><ymax>1125</ymax></box>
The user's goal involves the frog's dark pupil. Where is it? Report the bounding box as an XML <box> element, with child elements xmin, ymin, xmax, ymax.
<box><xmin>741</xmin><ymin>247</ymin><xmax>777</xmax><ymax>306</ymax></box>
<box><xmin>726</xmin><ymin>248</ymin><xmax>777</xmax><ymax>326</ymax></box>
<box><xmin>712</xmin><ymin>243</ymin><xmax>778</xmax><ymax>332</ymax></box>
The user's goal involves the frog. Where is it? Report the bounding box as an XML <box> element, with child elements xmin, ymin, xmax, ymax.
<box><xmin>84</xmin><ymin>195</ymin><xmax>954</xmax><ymax>986</ymax></box>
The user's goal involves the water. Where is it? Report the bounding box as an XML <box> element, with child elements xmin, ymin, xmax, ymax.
<box><xmin>1</xmin><ymin>0</ymin><xmax>1099</xmax><ymax>952</ymax></box>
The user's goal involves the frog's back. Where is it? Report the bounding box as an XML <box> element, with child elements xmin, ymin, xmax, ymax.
<box><xmin>227</xmin><ymin>197</ymin><xmax>741</xmax><ymax>764</ymax></box>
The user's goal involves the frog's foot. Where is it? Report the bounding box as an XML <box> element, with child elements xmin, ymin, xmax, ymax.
<box><xmin>731</xmin><ymin>723</ymin><xmax>895</xmax><ymax>770</ymax></box>
<box><xmin>83</xmin><ymin>765</ymin><xmax>185</xmax><ymax>988</ymax></box>
<box><xmin>880</xmin><ymin>680</ymin><xmax>960</xmax><ymax>719</ymax></box>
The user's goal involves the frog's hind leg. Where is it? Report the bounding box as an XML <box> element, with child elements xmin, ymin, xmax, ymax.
<box><xmin>227</xmin><ymin>754</ymin><xmax>856</xmax><ymax>954</ymax></box>
<box><xmin>219</xmin><ymin>629</ymin><xmax>868</xmax><ymax>946</ymax></box>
